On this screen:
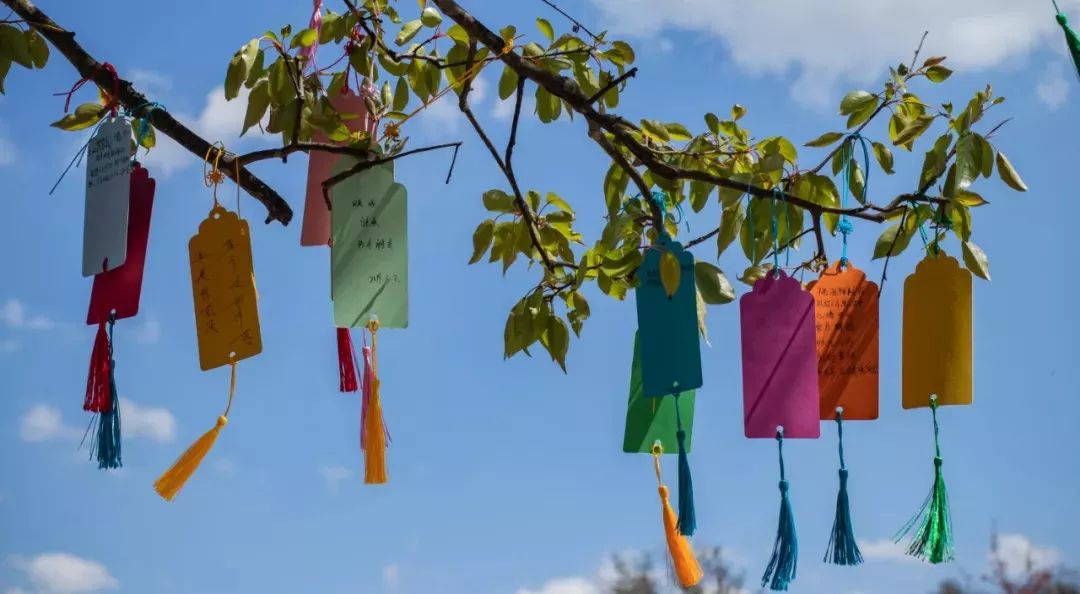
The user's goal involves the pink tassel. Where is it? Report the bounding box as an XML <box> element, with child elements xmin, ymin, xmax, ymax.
<box><xmin>337</xmin><ymin>327</ymin><xmax>359</xmax><ymax>393</ymax></box>
<box><xmin>84</xmin><ymin>321</ymin><xmax>111</xmax><ymax>413</ymax></box>
<box><xmin>301</xmin><ymin>0</ymin><xmax>324</xmax><ymax>70</ymax></box>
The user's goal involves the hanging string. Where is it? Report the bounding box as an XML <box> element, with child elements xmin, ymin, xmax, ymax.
<box><xmin>838</xmin><ymin>134</ymin><xmax>872</xmax><ymax>267</ymax></box>
<box><xmin>49</xmin><ymin>117</ymin><xmax>108</xmax><ymax>195</ymax></box>
<box><xmin>745</xmin><ymin>182</ymin><xmax>757</xmax><ymax>263</ymax></box>
<box><xmin>769</xmin><ymin>188</ymin><xmax>782</xmax><ymax>275</ymax></box>
<box><xmin>54</xmin><ymin>62</ymin><xmax>121</xmax><ymax>114</ymax></box>
<box><xmin>203</xmin><ymin>142</ymin><xmax>228</xmax><ymax>207</ymax></box>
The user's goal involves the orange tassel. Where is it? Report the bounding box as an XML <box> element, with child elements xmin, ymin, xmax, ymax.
<box><xmin>363</xmin><ymin>319</ymin><xmax>387</xmax><ymax>484</ymax></box>
<box><xmin>653</xmin><ymin>444</ymin><xmax>703</xmax><ymax>588</ymax></box>
<box><xmin>154</xmin><ymin>363</ymin><xmax>236</xmax><ymax>501</ymax></box>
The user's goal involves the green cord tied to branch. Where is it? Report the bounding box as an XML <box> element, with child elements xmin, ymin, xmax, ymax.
<box><xmin>895</xmin><ymin>396</ymin><xmax>954</xmax><ymax>564</ymax></box>
<box><xmin>1053</xmin><ymin>0</ymin><xmax>1080</xmax><ymax>78</ymax></box>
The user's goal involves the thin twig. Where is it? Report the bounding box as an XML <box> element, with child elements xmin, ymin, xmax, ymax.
<box><xmin>586</xmin><ymin>67</ymin><xmax>637</xmax><ymax>104</ymax></box>
<box><xmin>320</xmin><ymin>141</ymin><xmax>462</xmax><ymax>208</ymax></box>
<box><xmin>537</xmin><ymin>0</ymin><xmax>599</xmax><ymax>41</ymax></box>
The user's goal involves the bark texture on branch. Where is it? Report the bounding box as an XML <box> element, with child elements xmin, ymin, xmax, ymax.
<box><xmin>3</xmin><ymin>0</ymin><xmax>294</xmax><ymax>225</ymax></box>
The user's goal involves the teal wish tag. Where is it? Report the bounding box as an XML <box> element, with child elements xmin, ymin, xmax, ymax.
<box><xmin>634</xmin><ymin>235</ymin><xmax>702</xmax><ymax>397</ymax></box>
<box><xmin>331</xmin><ymin>160</ymin><xmax>409</xmax><ymax>328</ymax></box>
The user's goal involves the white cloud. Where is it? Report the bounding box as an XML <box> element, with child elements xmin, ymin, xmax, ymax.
<box><xmin>20</xmin><ymin>405</ymin><xmax>78</xmax><ymax>442</ymax></box>
<box><xmin>319</xmin><ymin>464</ymin><xmax>352</xmax><ymax>493</ymax></box>
<box><xmin>492</xmin><ymin>94</ymin><xmax>536</xmax><ymax>120</ymax></box>
<box><xmin>992</xmin><ymin>533</ymin><xmax>1061</xmax><ymax>578</ymax></box>
<box><xmin>130</xmin><ymin>318</ymin><xmax>160</xmax><ymax>345</ymax></box>
<box><xmin>1036</xmin><ymin>63</ymin><xmax>1070</xmax><ymax>111</ymax></box>
<box><xmin>128</xmin><ymin>69</ymin><xmax>173</xmax><ymax>96</ymax></box>
<box><xmin>118</xmin><ymin>398</ymin><xmax>175</xmax><ymax>442</ymax></box>
<box><xmin>140</xmin><ymin>86</ymin><xmax>272</xmax><ymax>177</ymax></box>
<box><xmin>857</xmin><ymin>539</ymin><xmax>920</xmax><ymax>563</ymax></box>
<box><xmin>587</xmin><ymin>0</ymin><xmax>1080</xmax><ymax>104</ymax></box>
<box><xmin>417</xmin><ymin>75</ymin><xmax>489</xmax><ymax>133</ymax></box>
<box><xmin>1</xmin><ymin>299</ymin><xmax>53</xmax><ymax>331</ymax></box>
<box><xmin>6</xmin><ymin>588</ymin><xmax>30</xmax><ymax>594</ymax></box>
<box><xmin>0</xmin><ymin>338</ymin><xmax>21</xmax><ymax>353</ymax></box>
<box><xmin>10</xmin><ymin>553</ymin><xmax>118</xmax><ymax>594</ymax></box>
<box><xmin>516</xmin><ymin>577</ymin><xmax>600</xmax><ymax>594</ymax></box>
<box><xmin>383</xmin><ymin>564</ymin><xmax>400</xmax><ymax>593</ymax></box>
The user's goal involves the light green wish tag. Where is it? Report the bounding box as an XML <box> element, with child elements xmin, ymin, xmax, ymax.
<box><xmin>331</xmin><ymin>160</ymin><xmax>409</xmax><ymax>328</ymax></box>
<box><xmin>623</xmin><ymin>332</ymin><xmax>695</xmax><ymax>454</ymax></box>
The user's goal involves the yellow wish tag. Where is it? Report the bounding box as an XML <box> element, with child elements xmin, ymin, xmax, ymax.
<box><xmin>189</xmin><ymin>205</ymin><xmax>262</xmax><ymax>371</ymax></box>
<box><xmin>902</xmin><ymin>254</ymin><xmax>972</xmax><ymax>408</ymax></box>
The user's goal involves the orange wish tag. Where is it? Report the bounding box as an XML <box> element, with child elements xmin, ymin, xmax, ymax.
<box><xmin>808</xmin><ymin>262</ymin><xmax>880</xmax><ymax>420</ymax></box>
<box><xmin>189</xmin><ymin>205</ymin><xmax>262</xmax><ymax>370</ymax></box>
<box><xmin>902</xmin><ymin>254</ymin><xmax>972</xmax><ymax>408</ymax></box>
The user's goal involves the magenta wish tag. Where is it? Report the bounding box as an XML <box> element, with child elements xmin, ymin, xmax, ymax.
<box><xmin>739</xmin><ymin>270</ymin><xmax>820</xmax><ymax>439</ymax></box>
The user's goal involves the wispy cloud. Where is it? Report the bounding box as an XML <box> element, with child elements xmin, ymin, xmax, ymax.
<box><xmin>319</xmin><ymin>464</ymin><xmax>352</xmax><ymax>493</ymax></box>
<box><xmin>416</xmin><ymin>75</ymin><xmax>489</xmax><ymax>133</ymax></box>
<box><xmin>1</xmin><ymin>299</ymin><xmax>53</xmax><ymax>331</ymax></box>
<box><xmin>857</xmin><ymin>538</ymin><xmax>920</xmax><ymax>563</ymax></box>
<box><xmin>20</xmin><ymin>405</ymin><xmax>80</xmax><ymax>442</ymax></box>
<box><xmin>20</xmin><ymin>400</ymin><xmax>175</xmax><ymax>443</ymax></box>
<box><xmin>993</xmin><ymin>533</ymin><xmax>1061</xmax><ymax>578</ymax></box>
<box><xmin>1036</xmin><ymin>63</ymin><xmax>1070</xmax><ymax>111</ymax></box>
<box><xmin>383</xmin><ymin>564</ymin><xmax>400</xmax><ymax>593</ymax></box>
<box><xmin>0</xmin><ymin>338</ymin><xmax>21</xmax><ymax>353</ymax></box>
<box><xmin>8</xmin><ymin>552</ymin><xmax>118</xmax><ymax>594</ymax></box>
<box><xmin>130</xmin><ymin>317</ymin><xmax>160</xmax><ymax>345</ymax></box>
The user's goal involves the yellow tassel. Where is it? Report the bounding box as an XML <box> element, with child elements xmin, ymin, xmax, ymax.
<box><xmin>653</xmin><ymin>444</ymin><xmax>703</xmax><ymax>588</ymax></box>
<box><xmin>154</xmin><ymin>363</ymin><xmax>236</xmax><ymax>501</ymax></box>
<box><xmin>364</xmin><ymin>319</ymin><xmax>387</xmax><ymax>484</ymax></box>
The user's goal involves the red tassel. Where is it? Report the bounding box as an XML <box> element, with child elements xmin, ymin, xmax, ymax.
<box><xmin>84</xmin><ymin>321</ymin><xmax>111</xmax><ymax>412</ymax></box>
<box><xmin>337</xmin><ymin>327</ymin><xmax>359</xmax><ymax>393</ymax></box>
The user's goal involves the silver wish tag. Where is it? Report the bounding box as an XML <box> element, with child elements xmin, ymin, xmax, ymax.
<box><xmin>83</xmin><ymin>116</ymin><xmax>132</xmax><ymax>277</ymax></box>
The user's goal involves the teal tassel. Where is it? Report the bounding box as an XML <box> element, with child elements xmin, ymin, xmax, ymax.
<box><xmin>824</xmin><ymin>410</ymin><xmax>862</xmax><ymax>566</ymax></box>
<box><xmin>895</xmin><ymin>397</ymin><xmax>954</xmax><ymax>564</ymax></box>
<box><xmin>1054</xmin><ymin>1</ymin><xmax>1080</xmax><ymax>78</ymax></box>
<box><xmin>95</xmin><ymin>318</ymin><xmax>122</xmax><ymax>470</ymax></box>
<box><xmin>674</xmin><ymin>395</ymin><xmax>696</xmax><ymax>536</ymax></box>
<box><xmin>762</xmin><ymin>430</ymin><xmax>797</xmax><ymax>591</ymax></box>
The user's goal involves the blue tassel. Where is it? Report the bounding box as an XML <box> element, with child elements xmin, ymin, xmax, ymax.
<box><xmin>762</xmin><ymin>430</ymin><xmax>797</xmax><ymax>591</ymax></box>
<box><xmin>95</xmin><ymin>319</ymin><xmax>122</xmax><ymax>470</ymax></box>
<box><xmin>824</xmin><ymin>411</ymin><xmax>862</xmax><ymax>565</ymax></box>
<box><xmin>674</xmin><ymin>395</ymin><xmax>696</xmax><ymax>537</ymax></box>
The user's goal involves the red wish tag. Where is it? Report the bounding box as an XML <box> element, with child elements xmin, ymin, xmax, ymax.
<box><xmin>87</xmin><ymin>164</ymin><xmax>155</xmax><ymax>324</ymax></box>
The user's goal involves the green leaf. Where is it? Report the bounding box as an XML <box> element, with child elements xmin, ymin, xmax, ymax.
<box><xmin>872</xmin><ymin>141</ymin><xmax>895</xmax><ymax>174</ymax></box>
<box><xmin>393</xmin><ymin>76</ymin><xmax>409</xmax><ymax>111</ymax></box>
<box><xmin>664</xmin><ymin>122</ymin><xmax>693</xmax><ymax>142</ymax></box>
<box><xmin>245</xmin><ymin>49</ymin><xmax>265</xmax><ymax>88</ymax></box>
<box><xmin>961</xmin><ymin>240</ymin><xmax>990</xmax><ymax>280</ymax></box>
<box><xmin>25</xmin><ymin>29</ymin><xmax>48</xmax><ymax>69</ymax></box>
<box><xmin>925</xmin><ymin>65</ymin><xmax>953</xmax><ymax>83</ymax></box>
<box><xmin>483</xmin><ymin>189</ymin><xmax>517</xmax><ymax>213</ymax></box>
<box><xmin>603</xmin><ymin>162</ymin><xmax>629</xmax><ymax>215</ymax></box>
<box><xmin>0</xmin><ymin>25</ymin><xmax>32</xmax><ymax>69</ymax></box>
<box><xmin>731</xmin><ymin>104</ymin><xmax>747</xmax><ymax>121</ymax></box>
<box><xmin>469</xmin><ymin>219</ymin><xmax>495</xmax><ymax>264</ymax></box>
<box><xmin>396</xmin><ymin>20</ymin><xmax>424</xmax><ymax>45</ymax></box>
<box><xmin>846</xmin><ymin>95</ymin><xmax>880</xmax><ymax>128</ymax></box>
<box><xmin>535</xmin><ymin>86</ymin><xmax>560</xmax><ymax>123</ymax></box>
<box><xmin>50</xmin><ymin>102</ymin><xmax>104</xmax><ymax>131</ymax></box>
<box><xmin>380</xmin><ymin>80</ymin><xmax>393</xmax><ymax>107</ymax></box>
<box><xmin>704</xmin><ymin>112</ymin><xmax>720</xmax><ymax>135</ymax></box>
<box><xmin>954</xmin><ymin>189</ymin><xmax>988</xmax><ymax>207</ymax></box>
<box><xmin>611</xmin><ymin>41</ymin><xmax>636</xmax><ymax>65</ymax></box>
<box><xmin>446</xmin><ymin>24</ymin><xmax>469</xmax><ymax>44</ymax></box>
<box><xmin>717</xmin><ymin>201</ymin><xmax>745</xmax><ymax>258</ymax></box>
<box><xmin>975</xmin><ymin>134</ymin><xmax>993</xmax><ymax>178</ymax></box>
<box><xmin>267</xmin><ymin>58</ymin><xmax>293</xmax><ymax>106</ymax></box>
<box><xmin>546</xmin><ymin>192</ymin><xmax>573</xmax><ymax>214</ymax></box>
<box><xmin>536</xmin><ymin>17</ymin><xmax>554</xmax><ymax>41</ymax></box>
<box><xmin>893</xmin><ymin>114</ymin><xmax>935</xmax><ymax>146</ymax></box>
<box><xmin>420</xmin><ymin>7</ymin><xmax>443</xmax><ymax>27</ymax></box>
<box><xmin>541</xmin><ymin>314</ymin><xmax>570</xmax><ymax>371</ymax></box>
<box><xmin>839</xmin><ymin>90</ymin><xmax>875</xmax><ymax>115</ymax></box>
<box><xmin>290</xmin><ymin>27</ymin><xmax>318</xmax><ymax>49</ymax></box>
<box><xmin>689</xmin><ymin>180</ymin><xmax>713</xmax><ymax>213</ymax></box>
<box><xmin>954</xmin><ymin>133</ymin><xmax>979</xmax><ymax>192</ymax></box>
<box><xmin>0</xmin><ymin>57</ymin><xmax>10</xmax><ymax>94</ymax></box>
<box><xmin>640</xmin><ymin>119</ymin><xmax>670</xmax><ymax>143</ymax></box>
<box><xmin>696</xmin><ymin>289</ymin><xmax>710</xmax><ymax>345</ymax></box>
<box><xmin>996</xmin><ymin>151</ymin><xmax>1028</xmax><ymax>192</ymax></box>
<box><xmin>694</xmin><ymin>262</ymin><xmax>735</xmax><ymax>304</ymax></box>
<box><xmin>242</xmin><ymin>78</ymin><xmax>270</xmax><ymax>135</ymax></box>
<box><xmin>498</xmin><ymin>65</ymin><xmax>518</xmax><ymax>100</ymax></box>
<box><xmin>804</xmin><ymin>131</ymin><xmax>844</xmax><ymax>147</ymax></box>
<box><xmin>872</xmin><ymin>221</ymin><xmax>914</xmax><ymax>259</ymax></box>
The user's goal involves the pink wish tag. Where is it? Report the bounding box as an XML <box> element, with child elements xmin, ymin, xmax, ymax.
<box><xmin>740</xmin><ymin>270</ymin><xmax>821</xmax><ymax>439</ymax></box>
<box><xmin>301</xmin><ymin>90</ymin><xmax>376</xmax><ymax>247</ymax></box>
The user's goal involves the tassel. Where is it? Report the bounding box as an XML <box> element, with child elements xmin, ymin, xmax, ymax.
<box><xmin>337</xmin><ymin>327</ymin><xmax>359</xmax><ymax>393</ymax></box>
<box><xmin>362</xmin><ymin>319</ymin><xmax>387</xmax><ymax>484</ymax></box>
<box><xmin>95</xmin><ymin>318</ymin><xmax>122</xmax><ymax>469</ymax></box>
<box><xmin>1054</xmin><ymin>0</ymin><xmax>1080</xmax><ymax>77</ymax></box>
<box><xmin>652</xmin><ymin>443</ymin><xmax>703</xmax><ymax>589</ymax></box>
<box><xmin>84</xmin><ymin>321</ymin><xmax>111</xmax><ymax>412</ymax></box>
<box><xmin>674</xmin><ymin>395</ymin><xmax>696</xmax><ymax>536</ymax></box>
<box><xmin>154</xmin><ymin>363</ymin><xmax>236</xmax><ymax>501</ymax></box>
<box><xmin>824</xmin><ymin>409</ymin><xmax>862</xmax><ymax>566</ymax></box>
<box><xmin>895</xmin><ymin>396</ymin><xmax>954</xmax><ymax>564</ymax></box>
<box><xmin>762</xmin><ymin>429</ymin><xmax>798</xmax><ymax>591</ymax></box>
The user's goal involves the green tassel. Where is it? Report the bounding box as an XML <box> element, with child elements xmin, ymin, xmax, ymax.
<box><xmin>674</xmin><ymin>395</ymin><xmax>696</xmax><ymax>537</ymax></box>
<box><xmin>895</xmin><ymin>398</ymin><xmax>954</xmax><ymax>564</ymax></box>
<box><xmin>95</xmin><ymin>318</ymin><xmax>121</xmax><ymax>470</ymax></box>
<box><xmin>1055</xmin><ymin>1</ymin><xmax>1080</xmax><ymax>78</ymax></box>
<box><xmin>762</xmin><ymin>430</ymin><xmax>797</xmax><ymax>591</ymax></box>
<box><xmin>824</xmin><ymin>410</ymin><xmax>863</xmax><ymax>566</ymax></box>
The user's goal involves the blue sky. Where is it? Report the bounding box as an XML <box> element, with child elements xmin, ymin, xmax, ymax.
<box><xmin>1</xmin><ymin>1</ymin><xmax>1078</xmax><ymax>594</ymax></box>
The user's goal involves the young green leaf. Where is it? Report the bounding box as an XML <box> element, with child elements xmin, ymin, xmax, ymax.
<box><xmin>925</xmin><ymin>65</ymin><xmax>953</xmax><ymax>83</ymax></box>
<box><xmin>696</xmin><ymin>288</ymin><xmax>710</xmax><ymax>346</ymax></box>
<box><xmin>541</xmin><ymin>314</ymin><xmax>570</xmax><ymax>371</ymax></box>
<box><xmin>242</xmin><ymin>79</ymin><xmax>270</xmax><ymax>135</ymax></box>
<box><xmin>717</xmin><ymin>201</ymin><xmax>745</xmax><ymax>258</ymax></box>
<box><xmin>536</xmin><ymin>17</ymin><xmax>554</xmax><ymax>41</ymax></box>
<box><xmin>872</xmin><ymin>221</ymin><xmax>914</xmax><ymax>259</ymax></box>
<box><xmin>469</xmin><ymin>219</ymin><xmax>495</xmax><ymax>264</ymax></box>
<box><xmin>290</xmin><ymin>27</ymin><xmax>318</xmax><ymax>49</ymax></box>
<box><xmin>393</xmin><ymin>77</ymin><xmax>409</xmax><ymax>111</ymax></box>
<box><xmin>603</xmin><ymin>161</ymin><xmax>629</xmax><ymax>215</ymax></box>
<box><xmin>995</xmin><ymin>151</ymin><xmax>1028</xmax><ymax>191</ymax></box>
<box><xmin>483</xmin><ymin>189</ymin><xmax>517</xmax><ymax>213</ymax></box>
<box><xmin>50</xmin><ymin>102</ymin><xmax>104</xmax><ymax>131</ymax></box>
<box><xmin>0</xmin><ymin>25</ymin><xmax>32</xmax><ymax>69</ymax></box>
<box><xmin>25</xmin><ymin>29</ymin><xmax>48</xmax><ymax>69</ymax></box>
<box><xmin>804</xmin><ymin>131</ymin><xmax>844</xmax><ymax>147</ymax></box>
<box><xmin>498</xmin><ymin>65</ymin><xmax>518</xmax><ymax>100</ymax></box>
<box><xmin>872</xmin><ymin>141</ymin><xmax>895</xmax><ymax>174</ymax></box>
<box><xmin>961</xmin><ymin>240</ymin><xmax>990</xmax><ymax>280</ymax></box>
<box><xmin>839</xmin><ymin>90</ymin><xmax>875</xmax><ymax>115</ymax></box>
<box><xmin>731</xmin><ymin>104</ymin><xmax>747</xmax><ymax>121</ymax></box>
<box><xmin>420</xmin><ymin>7</ymin><xmax>443</xmax><ymax>27</ymax></box>
<box><xmin>396</xmin><ymin>19</ymin><xmax>424</xmax><ymax>45</ymax></box>
<box><xmin>694</xmin><ymin>262</ymin><xmax>735</xmax><ymax>304</ymax></box>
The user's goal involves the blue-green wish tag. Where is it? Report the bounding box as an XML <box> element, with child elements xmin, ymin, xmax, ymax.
<box><xmin>634</xmin><ymin>235</ymin><xmax>702</xmax><ymax>397</ymax></box>
<box><xmin>623</xmin><ymin>332</ymin><xmax>695</xmax><ymax>454</ymax></box>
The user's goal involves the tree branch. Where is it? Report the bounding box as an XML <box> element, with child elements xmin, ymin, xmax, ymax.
<box><xmin>237</xmin><ymin>141</ymin><xmax>375</xmax><ymax>165</ymax></box>
<box><xmin>319</xmin><ymin>141</ymin><xmax>462</xmax><ymax>208</ymax></box>
<box><xmin>2</xmin><ymin>0</ymin><xmax>295</xmax><ymax>225</ymax></box>
<box><xmin>586</xmin><ymin>66</ymin><xmax>637</xmax><ymax>104</ymax></box>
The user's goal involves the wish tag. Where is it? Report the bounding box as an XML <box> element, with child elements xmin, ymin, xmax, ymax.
<box><xmin>331</xmin><ymin>160</ymin><xmax>408</xmax><ymax>328</ymax></box>
<box><xmin>83</xmin><ymin>116</ymin><xmax>132</xmax><ymax>276</ymax></box>
<box><xmin>87</xmin><ymin>164</ymin><xmax>155</xmax><ymax>324</ymax></box>
<box><xmin>623</xmin><ymin>332</ymin><xmax>695</xmax><ymax>454</ymax></box>
<box><xmin>189</xmin><ymin>206</ymin><xmax>262</xmax><ymax>370</ymax></box>
<box><xmin>902</xmin><ymin>254</ymin><xmax>972</xmax><ymax>408</ymax></box>
<box><xmin>807</xmin><ymin>261</ymin><xmax>879</xmax><ymax>420</ymax></box>
<box><xmin>634</xmin><ymin>236</ymin><xmax>702</xmax><ymax>398</ymax></box>
<box><xmin>740</xmin><ymin>270</ymin><xmax>820</xmax><ymax>438</ymax></box>
<box><xmin>301</xmin><ymin>90</ymin><xmax>376</xmax><ymax>247</ymax></box>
